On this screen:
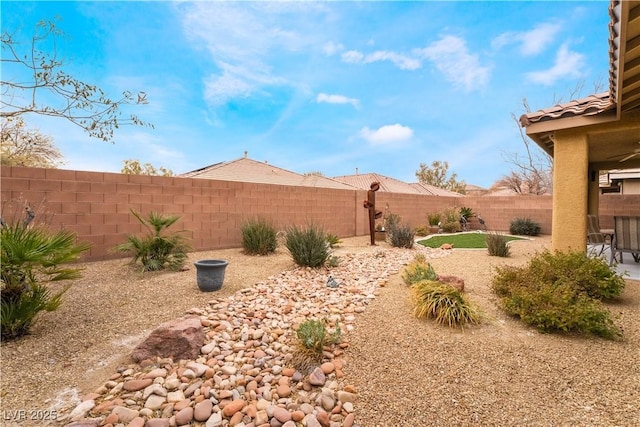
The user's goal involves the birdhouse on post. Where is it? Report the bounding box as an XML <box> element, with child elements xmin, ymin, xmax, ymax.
<box><xmin>363</xmin><ymin>182</ymin><xmax>382</xmax><ymax>245</ymax></box>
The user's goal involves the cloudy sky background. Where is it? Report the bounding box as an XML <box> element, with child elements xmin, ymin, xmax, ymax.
<box><xmin>1</xmin><ymin>1</ymin><xmax>610</xmax><ymax>187</ymax></box>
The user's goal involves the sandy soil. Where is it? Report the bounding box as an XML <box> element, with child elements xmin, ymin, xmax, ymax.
<box><xmin>0</xmin><ymin>235</ymin><xmax>638</xmax><ymax>426</ymax></box>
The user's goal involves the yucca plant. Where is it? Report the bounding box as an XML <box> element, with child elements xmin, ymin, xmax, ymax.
<box><xmin>114</xmin><ymin>209</ymin><xmax>191</xmax><ymax>272</ymax></box>
<box><xmin>284</xmin><ymin>224</ymin><xmax>329</xmax><ymax>267</ymax></box>
<box><xmin>241</xmin><ymin>217</ymin><xmax>277</xmax><ymax>255</ymax></box>
<box><xmin>1</xmin><ymin>221</ymin><xmax>90</xmax><ymax>339</ymax></box>
<box><xmin>412</xmin><ymin>280</ymin><xmax>480</xmax><ymax>328</ymax></box>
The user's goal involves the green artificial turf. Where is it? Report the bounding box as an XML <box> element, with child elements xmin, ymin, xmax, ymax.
<box><xmin>417</xmin><ymin>232</ymin><xmax>526</xmax><ymax>249</ymax></box>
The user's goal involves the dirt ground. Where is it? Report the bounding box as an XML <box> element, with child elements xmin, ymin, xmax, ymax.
<box><xmin>1</xmin><ymin>235</ymin><xmax>638</xmax><ymax>426</ymax></box>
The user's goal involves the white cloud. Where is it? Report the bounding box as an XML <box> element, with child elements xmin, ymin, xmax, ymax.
<box><xmin>341</xmin><ymin>49</ymin><xmax>421</xmax><ymax>70</ymax></box>
<box><xmin>323</xmin><ymin>41</ymin><xmax>344</xmax><ymax>56</ymax></box>
<box><xmin>316</xmin><ymin>93</ymin><xmax>360</xmax><ymax>108</ymax></box>
<box><xmin>359</xmin><ymin>124</ymin><xmax>414</xmax><ymax>145</ymax></box>
<box><xmin>414</xmin><ymin>35</ymin><xmax>491</xmax><ymax>92</ymax></box>
<box><xmin>525</xmin><ymin>43</ymin><xmax>585</xmax><ymax>85</ymax></box>
<box><xmin>178</xmin><ymin>2</ymin><xmax>326</xmax><ymax>107</ymax></box>
<box><xmin>492</xmin><ymin>21</ymin><xmax>562</xmax><ymax>56</ymax></box>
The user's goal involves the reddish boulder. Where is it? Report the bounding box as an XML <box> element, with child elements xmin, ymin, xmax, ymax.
<box><xmin>437</xmin><ymin>274</ymin><xmax>465</xmax><ymax>292</ymax></box>
<box><xmin>131</xmin><ymin>316</ymin><xmax>204</xmax><ymax>363</ymax></box>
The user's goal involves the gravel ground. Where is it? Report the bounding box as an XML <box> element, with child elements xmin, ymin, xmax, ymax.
<box><xmin>1</xmin><ymin>235</ymin><xmax>638</xmax><ymax>426</ymax></box>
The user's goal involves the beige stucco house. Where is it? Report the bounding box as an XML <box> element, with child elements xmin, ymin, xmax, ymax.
<box><xmin>520</xmin><ymin>0</ymin><xmax>640</xmax><ymax>252</ymax></box>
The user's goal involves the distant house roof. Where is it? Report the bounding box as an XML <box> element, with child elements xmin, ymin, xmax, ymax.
<box><xmin>180</xmin><ymin>156</ymin><xmax>356</xmax><ymax>190</ymax></box>
<box><xmin>332</xmin><ymin>172</ymin><xmax>462</xmax><ymax>196</ymax></box>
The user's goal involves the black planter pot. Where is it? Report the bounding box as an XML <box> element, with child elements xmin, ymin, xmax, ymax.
<box><xmin>194</xmin><ymin>259</ymin><xmax>229</xmax><ymax>292</ymax></box>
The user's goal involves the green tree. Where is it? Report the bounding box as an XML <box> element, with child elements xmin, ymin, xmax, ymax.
<box><xmin>121</xmin><ymin>159</ymin><xmax>174</xmax><ymax>176</ymax></box>
<box><xmin>1</xmin><ymin>18</ymin><xmax>152</xmax><ymax>142</ymax></box>
<box><xmin>1</xmin><ymin>117</ymin><xmax>63</xmax><ymax>168</ymax></box>
<box><xmin>415</xmin><ymin>161</ymin><xmax>466</xmax><ymax>194</ymax></box>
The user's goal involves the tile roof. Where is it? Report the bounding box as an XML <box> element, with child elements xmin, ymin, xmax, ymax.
<box><xmin>520</xmin><ymin>0</ymin><xmax>640</xmax><ymax>126</ymax></box>
<box><xmin>518</xmin><ymin>93</ymin><xmax>614</xmax><ymax>127</ymax></box>
<box><xmin>180</xmin><ymin>157</ymin><xmax>356</xmax><ymax>190</ymax></box>
<box><xmin>332</xmin><ymin>172</ymin><xmax>462</xmax><ymax>196</ymax></box>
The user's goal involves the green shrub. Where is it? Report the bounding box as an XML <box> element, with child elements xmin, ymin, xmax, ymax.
<box><xmin>441</xmin><ymin>221</ymin><xmax>461</xmax><ymax>233</ymax></box>
<box><xmin>491</xmin><ymin>250</ymin><xmax>625</xmax><ymax>339</ymax></box>
<box><xmin>427</xmin><ymin>212</ymin><xmax>441</xmax><ymax>227</ymax></box>
<box><xmin>1</xmin><ymin>221</ymin><xmax>90</xmax><ymax>340</ymax></box>
<box><xmin>284</xmin><ymin>224</ymin><xmax>330</xmax><ymax>267</ymax></box>
<box><xmin>459</xmin><ymin>207</ymin><xmax>475</xmax><ymax>220</ymax></box>
<box><xmin>412</xmin><ymin>280</ymin><xmax>480</xmax><ymax>328</ymax></box>
<box><xmin>114</xmin><ymin>209</ymin><xmax>191</xmax><ymax>272</ymax></box>
<box><xmin>414</xmin><ymin>225</ymin><xmax>430</xmax><ymax>237</ymax></box>
<box><xmin>241</xmin><ymin>218</ymin><xmax>277</xmax><ymax>255</ymax></box>
<box><xmin>327</xmin><ymin>255</ymin><xmax>341</xmax><ymax>268</ymax></box>
<box><xmin>525</xmin><ymin>250</ymin><xmax>625</xmax><ymax>300</ymax></box>
<box><xmin>384</xmin><ymin>212</ymin><xmax>401</xmax><ymax>230</ymax></box>
<box><xmin>296</xmin><ymin>318</ymin><xmax>341</xmax><ymax>353</ymax></box>
<box><xmin>402</xmin><ymin>258</ymin><xmax>437</xmax><ymax>285</ymax></box>
<box><xmin>388</xmin><ymin>223</ymin><xmax>415</xmax><ymax>248</ymax></box>
<box><xmin>486</xmin><ymin>232</ymin><xmax>510</xmax><ymax>257</ymax></box>
<box><xmin>326</xmin><ymin>233</ymin><xmax>342</xmax><ymax>248</ymax></box>
<box><xmin>509</xmin><ymin>217</ymin><xmax>541</xmax><ymax>236</ymax></box>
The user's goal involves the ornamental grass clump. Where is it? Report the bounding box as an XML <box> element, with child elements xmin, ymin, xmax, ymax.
<box><xmin>114</xmin><ymin>209</ymin><xmax>191</xmax><ymax>272</ymax></box>
<box><xmin>284</xmin><ymin>224</ymin><xmax>330</xmax><ymax>268</ymax></box>
<box><xmin>241</xmin><ymin>217</ymin><xmax>277</xmax><ymax>255</ymax></box>
<box><xmin>486</xmin><ymin>231</ymin><xmax>510</xmax><ymax>257</ymax></box>
<box><xmin>491</xmin><ymin>250</ymin><xmax>625</xmax><ymax>339</ymax></box>
<box><xmin>411</xmin><ymin>280</ymin><xmax>480</xmax><ymax>328</ymax></box>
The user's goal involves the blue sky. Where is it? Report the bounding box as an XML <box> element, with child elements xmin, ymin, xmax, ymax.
<box><xmin>2</xmin><ymin>1</ymin><xmax>611</xmax><ymax>188</ymax></box>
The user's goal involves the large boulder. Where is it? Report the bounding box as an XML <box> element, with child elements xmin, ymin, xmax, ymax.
<box><xmin>131</xmin><ymin>316</ymin><xmax>204</xmax><ymax>363</ymax></box>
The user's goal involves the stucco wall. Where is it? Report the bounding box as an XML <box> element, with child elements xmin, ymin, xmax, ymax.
<box><xmin>1</xmin><ymin>166</ymin><xmax>636</xmax><ymax>261</ymax></box>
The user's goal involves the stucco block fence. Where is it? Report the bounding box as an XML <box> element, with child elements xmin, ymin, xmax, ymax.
<box><xmin>1</xmin><ymin>166</ymin><xmax>637</xmax><ymax>261</ymax></box>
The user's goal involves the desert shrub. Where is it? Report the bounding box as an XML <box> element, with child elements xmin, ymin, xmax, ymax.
<box><xmin>241</xmin><ymin>218</ymin><xmax>277</xmax><ymax>255</ymax></box>
<box><xmin>412</xmin><ymin>280</ymin><xmax>480</xmax><ymax>328</ymax></box>
<box><xmin>388</xmin><ymin>223</ymin><xmax>415</xmax><ymax>248</ymax></box>
<box><xmin>296</xmin><ymin>318</ymin><xmax>341</xmax><ymax>353</ymax></box>
<box><xmin>114</xmin><ymin>209</ymin><xmax>191</xmax><ymax>272</ymax></box>
<box><xmin>1</xmin><ymin>221</ymin><xmax>90</xmax><ymax>340</ymax></box>
<box><xmin>491</xmin><ymin>250</ymin><xmax>625</xmax><ymax>339</ymax></box>
<box><xmin>427</xmin><ymin>212</ymin><xmax>441</xmax><ymax>227</ymax></box>
<box><xmin>327</xmin><ymin>255</ymin><xmax>341</xmax><ymax>268</ymax></box>
<box><xmin>402</xmin><ymin>257</ymin><xmax>437</xmax><ymax>285</ymax></box>
<box><xmin>486</xmin><ymin>232</ymin><xmax>510</xmax><ymax>257</ymax></box>
<box><xmin>525</xmin><ymin>250</ymin><xmax>625</xmax><ymax>300</ymax></box>
<box><xmin>414</xmin><ymin>225</ymin><xmax>430</xmax><ymax>237</ymax></box>
<box><xmin>384</xmin><ymin>212</ymin><xmax>401</xmax><ymax>231</ymax></box>
<box><xmin>441</xmin><ymin>221</ymin><xmax>462</xmax><ymax>233</ymax></box>
<box><xmin>284</xmin><ymin>224</ymin><xmax>330</xmax><ymax>267</ymax></box>
<box><xmin>510</xmin><ymin>217</ymin><xmax>541</xmax><ymax>236</ymax></box>
<box><xmin>326</xmin><ymin>233</ymin><xmax>342</xmax><ymax>248</ymax></box>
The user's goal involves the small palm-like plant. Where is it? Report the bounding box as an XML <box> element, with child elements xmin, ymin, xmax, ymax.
<box><xmin>412</xmin><ymin>280</ymin><xmax>480</xmax><ymax>328</ymax></box>
<box><xmin>1</xmin><ymin>222</ymin><xmax>90</xmax><ymax>339</ymax></box>
<box><xmin>114</xmin><ymin>210</ymin><xmax>191</xmax><ymax>272</ymax></box>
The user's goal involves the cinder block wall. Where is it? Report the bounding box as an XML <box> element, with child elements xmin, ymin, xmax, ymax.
<box><xmin>1</xmin><ymin>166</ymin><xmax>636</xmax><ymax>261</ymax></box>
